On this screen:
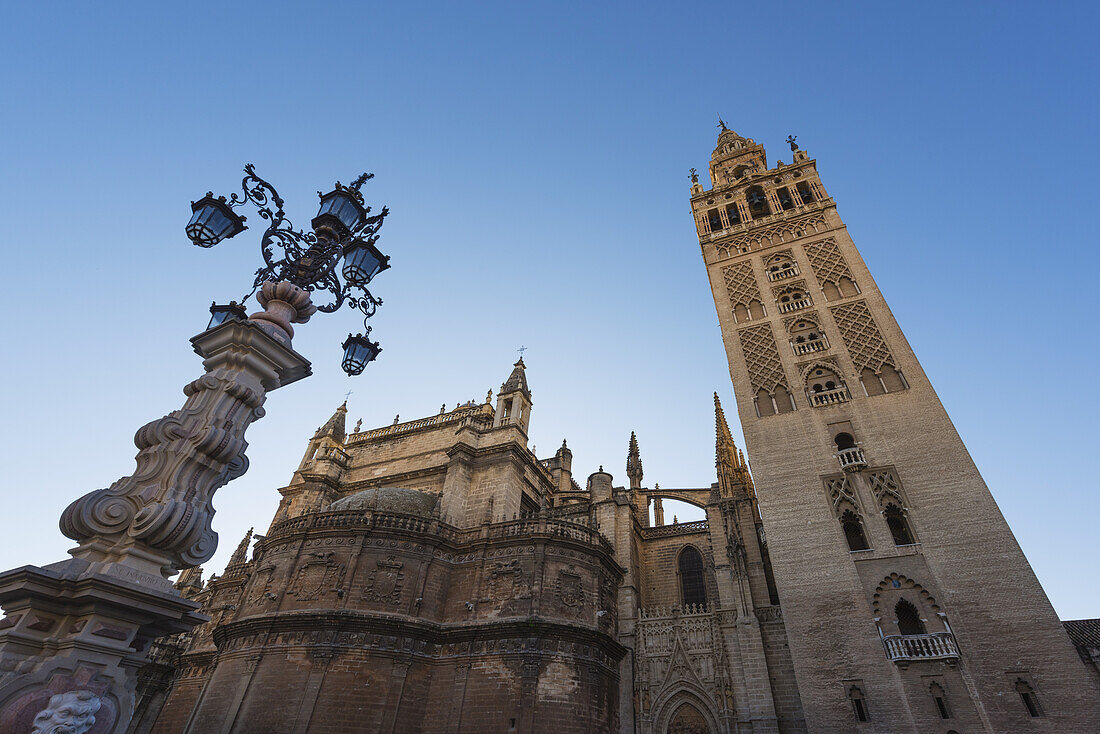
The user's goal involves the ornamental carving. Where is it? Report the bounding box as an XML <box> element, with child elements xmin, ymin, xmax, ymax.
<box><xmin>556</xmin><ymin>565</ymin><xmax>585</xmax><ymax>615</ymax></box>
<box><xmin>715</xmin><ymin>212</ymin><xmax>828</xmax><ymax>258</ymax></box>
<box><xmin>486</xmin><ymin>559</ymin><xmax>531</xmax><ymax>606</ymax></box>
<box><xmin>31</xmin><ymin>691</ymin><xmax>102</xmax><ymax>734</ymax></box>
<box><xmin>363</xmin><ymin>556</ymin><xmax>405</xmax><ymax>605</ymax></box>
<box><xmin>867</xmin><ymin>469</ymin><xmax>906</xmax><ymax>509</ymax></box>
<box><xmin>288</xmin><ymin>552</ymin><xmax>346</xmax><ymax>601</ymax></box>
<box><xmin>737</xmin><ymin>324</ymin><xmax>787</xmax><ymax>392</ymax></box>
<box><xmin>246</xmin><ymin>564</ymin><xmax>279</xmax><ymax>607</ymax></box>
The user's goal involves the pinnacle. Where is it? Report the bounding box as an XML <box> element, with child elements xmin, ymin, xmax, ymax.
<box><xmin>228</xmin><ymin>527</ymin><xmax>254</xmax><ymax>567</ymax></box>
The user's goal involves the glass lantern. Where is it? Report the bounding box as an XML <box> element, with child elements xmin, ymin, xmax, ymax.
<box><xmin>207</xmin><ymin>301</ymin><xmax>248</xmax><ymax>330</ymax></box>
<box><xmin>313</xmin><ymin>187</ymin><xmax>366</xmax><ymax>236</ymax></box>
<box><xmin>341</xmin><ymin>330</ymin><xmax>381</xmax><ymax>375</ymax></box>
<box><xmin>186</xmin><ymin>194</ymin><xmax>246</xmax><ymax>247</ymax></box>
<box><xmin>341</xmin><ymin>238</ymin><xmax>390</xmax><ymax>287</ymax></box>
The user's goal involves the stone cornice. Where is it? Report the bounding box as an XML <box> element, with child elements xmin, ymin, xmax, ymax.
<box><xmin>212</xmin><ymin>609</ymin><xmax>628</xmax><ymax>666</ymax></box>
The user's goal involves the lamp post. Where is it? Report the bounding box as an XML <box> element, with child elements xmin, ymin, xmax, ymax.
<box><xmin>0</xmin><ymin>165</ymin><xmax>391</xmax><ymax>733</ymax></box>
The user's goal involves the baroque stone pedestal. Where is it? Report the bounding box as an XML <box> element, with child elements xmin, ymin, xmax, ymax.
<box><xmin>0</xmin><ymin>283</ymin><xmax>314</xmax><ymax>733</ymax></box>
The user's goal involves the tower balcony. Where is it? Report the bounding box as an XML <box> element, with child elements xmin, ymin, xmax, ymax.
<box><xmin>777</xmin><ymin>297</ymin><xmax>811</xmax><ymax>313</ymax></box>
<box><xmin>767</xmin><ymin>263</ymin><xmax>799</xmax><ymax>281</ymax></box>
<box><xmin>836</xmin><ymin>446</ymin><xmax>867</xmax><ymax>471</ymax></box>
<box><xmin>882</xmin><ymin>632</ymin><xmax>960</xmax><ymax>664</ymax></box>
<box><xmin>792</xmin><ymin>337</ymin><xmax>827</xmax><ymax>355</ymax></box>
<box><xmin>809</xmin><ymin>386</ymin><xmax>849</xmax><ymax>407</ymax></box>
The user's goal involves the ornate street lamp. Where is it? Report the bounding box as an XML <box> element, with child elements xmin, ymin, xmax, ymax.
<box><xmin>0</xmin><ymin>164</ymin><xmax>394</xmax><ymax>730</ymax></box>
<box><xmin>341</xmin><ymin>327</ymin><xmax>382</xmax><ymax>376</ymax></box>
<box><xmin>186</xmin><ymin>193</ymin><xmax>247</xmax><ymax>247</ymax></box>
<box><xmin>186</xmin><ymin>164</ymin><xmax>391</xmax><ymax>375</ymax></box>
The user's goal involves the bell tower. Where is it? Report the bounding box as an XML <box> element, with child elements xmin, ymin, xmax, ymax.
<box><xmin>692</xmin><ymin>126</ymin><xmax>1098</xmax><ymax>732</ymax></box>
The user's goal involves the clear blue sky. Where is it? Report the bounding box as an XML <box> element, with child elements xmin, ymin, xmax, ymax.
<box><xmin>1</xmin><ymin>3</ymin><xmax>1097</xmax><ymax>618</ymax></box>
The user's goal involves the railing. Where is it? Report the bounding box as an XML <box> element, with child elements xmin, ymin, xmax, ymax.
<box><xmin>349</xmin><ymin>403</ymin><xmax>493</xmax><ymax>443</ymax></box>
<box><xmin>767</xmin><ymin>265</ymin><xmax>799</xmax><ymax>281</ymax></box>
<box><xmin>792</xmin><ymin>338</ymin><xmax>826</xmax><ymax>355</ymax></box>
<box><xmin>836</xmin><ymin>447</ymin><xmax>867</xmax><ymax>471</ymax></box>
<box><xmin>777</xmin><ymin>297</ymin><xmax>811</xmax><ymax>313</ymax></box>
<box><xmin>265</xmin><ymin>510</ymin><xmax>613</xmax><ymax>554</ymax></box>
<box><xmin>704</xmin><ymin>198</ymin><xmax>833</xmax><ymax>241</ymax></box>
<box><xmin>639</xmin><ymin>603</ymin><xmax>709</xmax><ymax>620</ymax></box>
<box><xmin>809</xmin><ymin>386</ymin><xmax>849</xmax><ymax>407</ymax></box>
<box><xmin>316</xmin><ymin>445</ymin><xmax>350</xmax><ymax>464</ymax></box>
<box><xmin>882</xmin><ymin>632</ymin><xmax>959</xmax><ymax>663</ymax></box>
<box><xmin>642</xmin><ymin>520</ymin><xmax>709</xmax><ymax>538</ymax></box>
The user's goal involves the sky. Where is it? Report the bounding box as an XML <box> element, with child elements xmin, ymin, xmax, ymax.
<box><xmin>0</xmin><ymin>2</ymin><xmax>1097</xmax><ymax>619</ymax></box>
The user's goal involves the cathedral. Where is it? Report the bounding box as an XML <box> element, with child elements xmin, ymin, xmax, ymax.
<box><xmin>129</xmin><ymin>127</ymin><xmax>1100</xmax><ymax>734</ymax></box>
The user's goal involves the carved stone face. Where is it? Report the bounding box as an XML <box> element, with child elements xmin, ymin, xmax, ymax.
<box><xmin>31</xmin><ymin>690</ymin><xmax>101</xmax><ymax>734</ymax></box>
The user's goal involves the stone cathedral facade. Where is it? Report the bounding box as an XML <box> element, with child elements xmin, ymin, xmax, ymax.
<box><xmin>130</xmin><ymin>128</ymin><xmax>1100</xmax><ymax>734</ymax></box>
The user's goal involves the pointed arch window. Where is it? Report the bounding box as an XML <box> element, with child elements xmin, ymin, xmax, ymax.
<box><xmin>884</xmin><ymin>504</ymin><xmax>916</xmax><ymax>546</ymax></box>
<box><xmin>678</xmin><ymin>546</ymin><xmax>708</xmax><ymax>610</ymax></box>
<box><xmin>841</xmin><ymin>510</ymin><xmax>870</xmax><ymax>552</ymax></box>
<box><xmin>895</xmin><ymin>598</ymin><xmax>926</xmax><ymax>636</ymax></box>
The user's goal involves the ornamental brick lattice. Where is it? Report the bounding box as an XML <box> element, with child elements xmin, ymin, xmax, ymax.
<box><xmin>737</xmin><ymin>324</ymin><xmax>787</xmax><ymax>392</ymax></box>
<box><xmin>803</xmin><ymin>237</ymin><xmax>854</xmax><ymax>288</ymax></box>
<box><xmin>830</xmin><ymin>299</ymin><xmax>895</xmax><ymax>372</ymax></box>
<box><xmin>721</xmin><ymin>261</ymin><xmax>761</xmax><ymax>309</ymax></box>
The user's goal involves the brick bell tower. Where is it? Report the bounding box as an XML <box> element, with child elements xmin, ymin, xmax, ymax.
<box><xmin>691</xmin><ymin>122</ymin><xmax>1098</xmax><ymax>732</ymax></box>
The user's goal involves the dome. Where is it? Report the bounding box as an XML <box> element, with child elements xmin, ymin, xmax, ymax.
<box><xmin>327</xmin><ymin>487</ymin><xmax>440</xmax><ymax>516</ymax></box>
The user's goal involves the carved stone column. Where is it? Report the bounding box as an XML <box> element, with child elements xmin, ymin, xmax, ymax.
<box><xmin>0</xmin><ymin>281</ymin><xmax>313</xmax><ymax>733</ymax></box>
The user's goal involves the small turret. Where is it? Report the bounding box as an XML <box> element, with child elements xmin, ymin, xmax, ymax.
<box><xmin>175</xmin><ymin>566</ymin><xmax>204</xmax><ymax>597</ymax></box>
<box><xmin>315</xmin><ymin>401</ymin><xmax>348</xmax><ymax>443</ymax></box>
<box><xmin>626</xmin><ymin>432</ymin><xmax>643</xmax><ymax>490</ymax></box>
<box><xmin>494</xmin><ymin>358</ymin><xmax>533</xmax><ymax>433</ymax></box>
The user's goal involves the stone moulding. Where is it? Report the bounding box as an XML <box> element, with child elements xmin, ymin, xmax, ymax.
<box><xmin>209</xmin><ymin>610</ymin><xmax>628</xmax><ymax>670</ymax></box>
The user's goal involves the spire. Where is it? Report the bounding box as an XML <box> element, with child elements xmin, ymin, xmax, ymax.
<box><xmin>227</xmin><ymin>527</ymin><xmax>253</xmax><ymax>567</ymax></box>
<box><xmin>626</xmin><ymin>431</ymin><xmax>643</xmax><ymax>489</ymax></box>
<box><xmin>315</xmin><ymin>401</ymin><xmax>348</xmax><ymax>442</ymax></box>
<box><xmin>714</xmin><ymin>393</ymin><xmax>747</xmax><ymax>498</ymax></box>
<box><xmin>500</xmin><ymin>358</ymin><xmax>530</xmax><ymax>399</ymax></box>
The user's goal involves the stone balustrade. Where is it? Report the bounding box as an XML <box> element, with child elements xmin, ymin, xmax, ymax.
<box><xmin>882</xmin><ymin>632</ymin><xmax>960</xmax><ymax>663</ymax></box>
<box><xmin>265</xmin><ymin>510</ymin><xmax>614</xmax><ymax>554</ymax></box>
<box><xmin>778</xmin><ymin>297</ymin><xmax>812</xmax><ymax>313</ymax></box>
<box><xmin>809</xmin><ymin>386</ymin><xmax>850</xmax><ymax>407</ymax></box>
<box><xmin>837</xmin><ymin>446</ymin><xmax>868</xmax><ymax>471</ymax></box>
<box><xmin>767</xmin><ymin>265</ymin><xmax>799</xmax><ymax>281</ymax></box>
<box><xmin>642</xmin><ymin>520</ymin><xmax>710</xmax><ymax>538</ymax></box>
<box><xmin>792</xmin><ymin>338</ymin><xmax>826</xmax><ymax>355</ymax></box>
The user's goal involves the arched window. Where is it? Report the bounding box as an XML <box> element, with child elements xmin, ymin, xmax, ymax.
<box><xmin>678</xmin><ymin>546</ymin><xmax>708</xmax><ymax>610</ymax></box>
<box><xmin>841</xmin><ymin>510</ymin><xmax>870</xmax><ymax>551</ymax></box>
<box><xmin>745</xmin><ymin>186</ymin><xmax>771</xmax><ymax>219</ymax></box>
<box><xmin>775</xmin><ymin>286</ymin><xmax>809</xmax><ymax>312</ymax></box>
<box><xmin>895</xmin><ymin>598</ymin><xmax>926</xmax><ymax>635</ymax></box>
<box><xmin>834</xmin><ymin>433</ymin><xmax>856</xmax><ymax>451</ymax></box>
<box><xmin>807</xmin><ymin>367</ymin><xmax>848</xmax><ymax>406</ymax></box>
<box><xmin>766</xmin><ymin>254</ymin><xmax>798</xmax><ymax>281</ymax></box>
<box><xmin>789</xmin><ymin>319</ymin><xmax>825</xmax><ymax>354</ymax></box>
<box><xmin>884</xmin><ymin>504</ymin><xmax>915</xmax><ymax>546</ymax></box>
